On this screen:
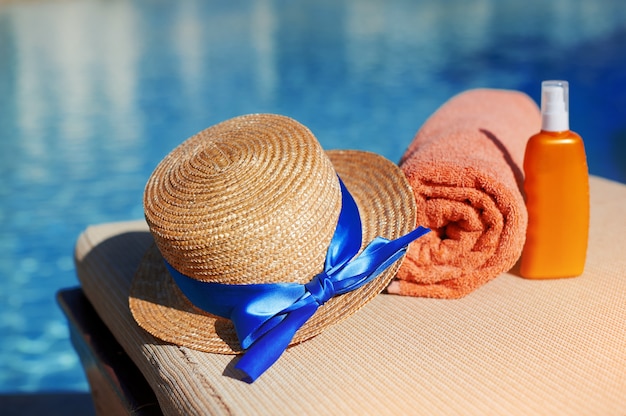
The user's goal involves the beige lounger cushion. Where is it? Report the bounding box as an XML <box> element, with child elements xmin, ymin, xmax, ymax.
<box><xmin>75</xmin><ymin>175</ymin><xmax>626</xmax><ymax>415</ymax></box>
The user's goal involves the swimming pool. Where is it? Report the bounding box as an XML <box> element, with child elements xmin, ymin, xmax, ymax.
<box><xmin>1</xmin><ymin>0</ymin><xmax>625</xmax><ymax>393</ymax></box>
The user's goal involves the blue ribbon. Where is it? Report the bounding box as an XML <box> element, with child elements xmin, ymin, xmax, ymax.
<box><xmin>164</xmin><ymin>178</ymin><xmax>430</xmax><ymax>382</ymax></box>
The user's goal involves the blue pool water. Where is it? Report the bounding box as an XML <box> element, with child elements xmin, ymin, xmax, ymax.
<box><xmin>1</xmin><ymin>0</ymin><xmax>625</xmax><ymax>393</ymax></box>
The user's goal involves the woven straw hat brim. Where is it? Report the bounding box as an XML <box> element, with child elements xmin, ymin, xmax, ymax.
<box><xmin>129</xmin><ymin>150</ymin><xmax>416</xmax><ymax>354</ymax></box>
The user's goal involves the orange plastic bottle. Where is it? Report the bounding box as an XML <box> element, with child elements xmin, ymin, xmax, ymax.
<box><xmin>519</xmin><ymin>80</ymin><xmax>589</xmax><ymax>279</ymax></box>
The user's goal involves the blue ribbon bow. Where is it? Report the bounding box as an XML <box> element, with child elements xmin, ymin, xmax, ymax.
<box><xmin>165</xmin><ymin>178</ymin><xmax>430</xmax><ymax>382</ymax></box>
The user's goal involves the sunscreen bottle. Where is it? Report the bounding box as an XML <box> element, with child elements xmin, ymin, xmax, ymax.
<box><xmin>519</xmin><ymin>80</ymin><xmax>589</xmax><ymax>279</ymax></box>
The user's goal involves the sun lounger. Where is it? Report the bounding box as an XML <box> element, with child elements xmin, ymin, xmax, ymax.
<box><xmin>60</xmin><ymin>175</ymin><xmax>626</xmax><ymax>415</ymax></box>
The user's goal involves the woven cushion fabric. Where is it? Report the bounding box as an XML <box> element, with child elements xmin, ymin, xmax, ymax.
<box><xmin>75</xmin><ymin>176</ymin><xmax>626</xmax><ymax>416</ymax></box>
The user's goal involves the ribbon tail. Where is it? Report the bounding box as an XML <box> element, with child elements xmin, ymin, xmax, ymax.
<box><xmin>235</xmin><ymin>301</ymin><xmax>318</xmax><ymax>383</ymax></box>
<box><xmin>331</xmin><ymin>226</ymin><xmax>431</xmax><ymax>294</ymax></box>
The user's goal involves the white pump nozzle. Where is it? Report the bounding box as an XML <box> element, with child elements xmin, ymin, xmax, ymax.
<box><xmin>541</xmin><ymin>80</ymin><xmax>569</xmax><ymax>132</ymax></box>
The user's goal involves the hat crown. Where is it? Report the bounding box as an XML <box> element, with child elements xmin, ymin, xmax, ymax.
<box><xmin>144</xmin><ymin>114</ymin><xmax>342</xmax><ymax>284</ymax></box>
<box><xmin>200</xmin><ymin>141</ymin><xmax>238</xmax><ymax>172</ymax></box>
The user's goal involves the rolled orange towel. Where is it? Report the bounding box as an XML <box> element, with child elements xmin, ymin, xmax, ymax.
<box><xmin>388</xmin><ymin>89</ymin><xmax>541</xmax><ymax>298</ymax></box>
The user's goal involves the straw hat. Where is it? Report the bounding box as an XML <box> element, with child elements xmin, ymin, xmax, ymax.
<box><xmin>129</xmin><ymin>113</ymin><xmax>417</xmax><ymax>354</ymax></box>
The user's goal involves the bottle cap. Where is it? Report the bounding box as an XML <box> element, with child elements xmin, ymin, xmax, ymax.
<box><xmin>541</xmin><ymin>80</ymin><xmax>569</xmax><ymax>132</ymax></box>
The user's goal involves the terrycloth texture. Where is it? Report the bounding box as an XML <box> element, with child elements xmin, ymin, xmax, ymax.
<box><xmin>389</xmin><ymin>89</ymin><xmax>541</xmax><ymax>298</ymax></box>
